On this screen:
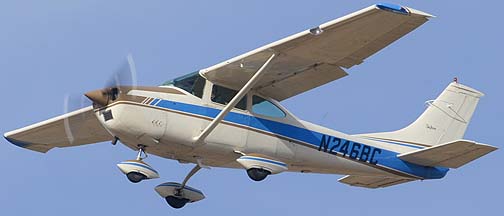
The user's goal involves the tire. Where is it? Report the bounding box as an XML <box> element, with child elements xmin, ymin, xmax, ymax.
<box><xmin>165</xmin><ymin>196</ymin><xmax>190</xmax><ymax>209</ymax></box>
<box><xmin>246</xmin><ymin>168</ymin><xmax>271</xmax><ymax>181</ymax></box>
<box><xmin>126</xmin><ymin>172</ymin><xmax>146</xmax><ymax>183</ymax></box>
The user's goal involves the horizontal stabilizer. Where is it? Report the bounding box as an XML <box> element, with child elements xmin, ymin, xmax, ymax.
<box><xmin>4</xmin><ymin>106</ymin><xmax>113</xmax><ymax>153</ymax></box>
<box><xmin>398</xmin><ymin>140</ymin><xmax>497</xmax><ymax>168</ymax></box>
<box><xmin>338</xmin><ymin>175</ymin><xmax>414</xmax><ymax>189</ymax></box>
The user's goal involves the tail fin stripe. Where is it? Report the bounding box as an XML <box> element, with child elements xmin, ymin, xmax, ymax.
<box><xmin>362</xmin><ymin>137</ymin><xmax>427</xmax><ymax>149</ymax></box>
<box><xmin>426</xmin><ymin>100</ymin><xmax>468</xmax><ymax>123</ymax></box>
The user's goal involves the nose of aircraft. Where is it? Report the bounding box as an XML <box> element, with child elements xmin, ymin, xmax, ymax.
<box><xmin>85</xmin><ymin>89</ymin><xmax>109</xmax><ymax>106</ymax></box>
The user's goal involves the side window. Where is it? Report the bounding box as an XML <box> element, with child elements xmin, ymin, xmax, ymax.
<box><xmin>211</xmin><ymin>85</ymin><xmax>247</xmax><ymax>110</ymax></box>
<box><xmin>252</xmin><ymin>95</ymin><xmax>286</xmax><ymax>118</ymax></box>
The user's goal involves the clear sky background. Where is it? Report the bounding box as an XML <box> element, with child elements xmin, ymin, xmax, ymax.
<box><xmin>1</xmin><ymin>1</ymin><xmax>502</xmax><ymax>215</ymax></box>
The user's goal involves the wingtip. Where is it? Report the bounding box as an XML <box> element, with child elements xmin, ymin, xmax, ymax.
<box><xmin>375</xmin><ymin>3</ymin><xmax>410</xmax><ymax>15</ymax></box>
<box><xmin>3</xmin><ymin>131</ymin><xmax>14</xmax><ymax>139</ymax></box>
<box><xmin>3</xmin><ymin>134</ymin><xmax>50</xmax><ymax>153</ymax></box>
<box><xmin>374</xmin><ymin>3</ymin><xmax>435</xmax><ymax>18</ymax></box>
<box><xmin>406</xmin><ymin>7</ymin><xmax>436</xmax><ymax>18</ymax></box>
<box><xmin>4</xmin><ymin>135</ymin><xmax>29</xmax><ymax>148</ymax></box>
<box><xmin>4</xmin><ymin>133</ymin><xmax>14</xmax><ymax>144</ymax></box>
<box><xmin>482</xmin><ymin>143</ymin><xmax>499</xmax><ymax>151</ymax></box>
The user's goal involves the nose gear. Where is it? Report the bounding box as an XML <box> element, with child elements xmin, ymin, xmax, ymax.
<box><xmin>117</xmin><ymin>144</ymin><xmax>159</xmax><ymax>183</ymax></box>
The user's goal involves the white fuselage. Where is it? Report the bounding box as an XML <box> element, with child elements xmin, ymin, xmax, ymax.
<box><xmin>95</xmin><ymin>82</ymin><xmax>446</xmax><ymax>180</ymax></box>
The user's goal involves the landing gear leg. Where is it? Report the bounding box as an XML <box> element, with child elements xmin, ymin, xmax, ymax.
<box><xmin>180</xmin><ymin>164</ymin><xmax>202</xmax><ymax>189</ymax></box>
<box><xmin>167</xmin><ymin>165</ymin><xmax>201</xmax><ymax>209</ymax></box>
<box><xmin>134</xmin><ymin>144</ymin><xmax>148</xmax><ymax>160</ymax></box>
<box><xmin>126</xmin><ymin>145</ymin><xmax>148</xmax><ymax>183</ymax></box>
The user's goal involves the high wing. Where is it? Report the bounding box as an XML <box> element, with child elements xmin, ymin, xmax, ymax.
<box><xmin>200</xmin><ymin>4</ymin><xmax>433</xmax><ymax>101</ymax></box>
<box><xmin>4</xmin><ymin>106</ymin><xmax>113</xmax><ymax>153</ymax></box>
<box><xmin>338</xmin><ymin>175</ymin><xmax>415</xmax><ymax>189</ymax></box>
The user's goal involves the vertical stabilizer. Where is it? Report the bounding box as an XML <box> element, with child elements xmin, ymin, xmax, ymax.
<box><xmin>359</xmin><ymin>82</ymin><xmax>484</xmax><ymax>147</ymax></box>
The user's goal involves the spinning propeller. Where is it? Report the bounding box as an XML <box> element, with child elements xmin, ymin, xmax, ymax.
<box><xmin>85</xmin><ymin>54</ymin><xmax>138</xmax><ymax>107</ymax></box>
<box><xmin>62</xmin><ymin>54</ymin><xmax>138</xmax><ymax>144</ymax></box>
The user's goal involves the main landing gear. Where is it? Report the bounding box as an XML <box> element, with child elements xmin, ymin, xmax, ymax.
<box><xmin>155</xmin><ymin>164</ymin><xmax>206</xmax><ymax>209</ymax></box>
<box><xmin>117</xmin><ymin>145</ymin><xmax>205</xmax><ymax>209</ymax></box>
<box><xmin>117</xmin><ymin>145</ymin><xmax>160</xmax><ymax>183</ymax></box>
<box><xmin>236</xmin><ymin>155</ymin><xmax>288</xmax><ymax>182</ymax></box>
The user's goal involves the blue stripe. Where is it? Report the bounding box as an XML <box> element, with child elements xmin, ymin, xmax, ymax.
<box><xmin>376</xmin><ymin>3</ymin><xmax>409</xmax><ymax>15</ymax></box>
<box><xmin>150</xmin><ymin>98</ymin><xmax>160</xmax><ymax>105</ymax></box>
<box><xmin>362</xmin><ymin>137</ymin><xmax>424</xmax><ymax>149</ymax></box>
<box><xmin>146</xmin><ymin>99</ymin><xmax>448</xmax><ymax>179</ymax></box>
<box><xmin>119</xmin><ymin>162</ymin><xmax>159</xmax><ymax>174</ymax></box>
<box><xmin>240</xmin><ymin>156</ymin><xmax>288</xmax><ymax>167</ymax></box>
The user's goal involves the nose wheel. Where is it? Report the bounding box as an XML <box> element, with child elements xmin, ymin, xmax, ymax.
<box><xmin>117</xmin><ymin>145</ymin><xmax>159</xmax><ymax>183</ymax></box>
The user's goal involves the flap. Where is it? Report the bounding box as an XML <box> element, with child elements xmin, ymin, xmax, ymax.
<box><xmin>338</xmin><ymin>175</ymin><xmax>414</xmax><ymax>189</ymax></box>
<box><xmin>4</xmin><ymin>106</ymin><xmax>113</xmax><ymax>153</ymax></box>
<box><xmin>398</xmin><ymin>140</ymin><xmax>498</xmax><ymax>168</ymax></box>
<box><xmin>201</xmin><ymin>4</ymin><xmax>433</xmax><ymax>101</ymax></box>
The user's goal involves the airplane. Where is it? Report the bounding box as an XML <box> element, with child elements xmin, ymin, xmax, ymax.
<box><xmin>4</xmin><ymin>3</ymin><xmax>497</xmax><ymax>209</ymax></box>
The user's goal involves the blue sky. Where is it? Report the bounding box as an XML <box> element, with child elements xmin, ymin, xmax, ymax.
<box><xmin>1</xmin><ymin>1</ymin><xmax>502</xmax><ymax>215</ymax></box>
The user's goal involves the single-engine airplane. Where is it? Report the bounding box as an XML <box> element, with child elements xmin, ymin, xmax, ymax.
<box><xmin>4</xmin><ymin>3</ymin><xmax>497</xmax><ymax>209</ymax></box>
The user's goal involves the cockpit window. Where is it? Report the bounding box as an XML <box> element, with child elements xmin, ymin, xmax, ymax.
<box><xmin>162</xmin><ymin>71</ymin><xmax>205</xmax><ymax>98</ymax></box>
<box><xmin>211</xmin><ymin>84</ymin><xmax>247</xmax><ymax>110</ymax></box>
<box><xmin>252</xmin><ymin>95</ymin><xmax>286</xmax><ymax>118</ymax></box>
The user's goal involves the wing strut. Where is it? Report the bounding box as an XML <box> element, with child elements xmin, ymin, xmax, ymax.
<box><xmin>193</xmin><ymin>53</ymin><xmax>276</xmax><ymax>145</ymax></box>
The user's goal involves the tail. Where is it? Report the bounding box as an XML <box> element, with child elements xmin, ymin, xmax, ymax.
<box><xmin>360</xmin><ymin>81</ymin><xmax>484</xmax><ymax>147</ymax></box>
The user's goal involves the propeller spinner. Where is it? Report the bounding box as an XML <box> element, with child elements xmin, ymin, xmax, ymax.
<box><xmin>84</xmin><ymin>54</ymin><xmax>138</xmax><ymax>107</ymax></box>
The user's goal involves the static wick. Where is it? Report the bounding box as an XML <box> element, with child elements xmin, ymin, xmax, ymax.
<box><xmin>453</xmin><ymin>77</ymin><xmax>458</xmax><ymax>83</ymax></box>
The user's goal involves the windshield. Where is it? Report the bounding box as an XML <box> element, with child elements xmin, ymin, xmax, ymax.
<box><xmin>162</xmin><ymin>71</ymin><xmax>205</xmax><ymax>98</ymax></box>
